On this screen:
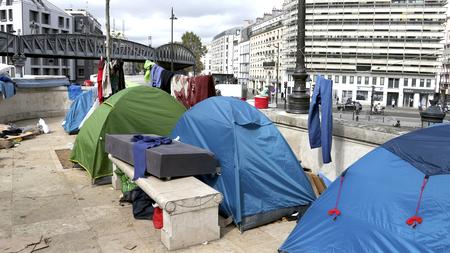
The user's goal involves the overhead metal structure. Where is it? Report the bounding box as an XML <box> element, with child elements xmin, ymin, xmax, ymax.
<box><xmin>0</xmin><ymin>32</ymin><xmax>195</xmax><ymax>70</ymax></box>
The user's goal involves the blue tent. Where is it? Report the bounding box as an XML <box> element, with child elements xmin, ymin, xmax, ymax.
<box><xmin>63</xmin><ymin>88</ymin><xmax>97</xmax><ymax>134</ymax></box>
<box><xmin>171</xmin><ymin>97</ymin><xmax>316</xmax><ymax>231</ymax></box>
<box><xmin>279</xmin><ymin>124</ymin><xmax>450</xmax><ymax>253</ymax></box>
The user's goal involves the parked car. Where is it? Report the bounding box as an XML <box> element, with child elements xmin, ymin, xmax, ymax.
<box><xmin>337</xmin><ymin>100</ymin><xmax>362</xmax><ymax>112</ymax></box>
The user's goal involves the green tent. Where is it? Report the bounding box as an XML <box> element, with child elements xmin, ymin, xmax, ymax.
<box><xmin>70</xmin><ymin>86</ymin><xmax>186</xmax><ymax>180</ymax></box>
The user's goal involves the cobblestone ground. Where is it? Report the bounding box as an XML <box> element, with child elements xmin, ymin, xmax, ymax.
<box><xmin>0</xmin><ymin>117</ymin><xmax>296</xmax><ymax>253</ymax></box>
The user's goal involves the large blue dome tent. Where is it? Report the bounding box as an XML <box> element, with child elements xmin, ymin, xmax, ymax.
<box><xmin>279</xmin><ymin>124</ymin><xmax>450</xmax><ymax>253</ymax></box>
<box><xmin>171</xmin><ymin>97</ymin><xmax>316</xmax><ymax>231</ymax></box>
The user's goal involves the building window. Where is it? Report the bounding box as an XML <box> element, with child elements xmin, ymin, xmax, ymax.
<box><xmin>8</xmin><ymin>9</ymin><xmax>12</xmax><ymax>21</ymax></box>
<box><xmin>380</xmin><ymin>77</ymin><xmax>385</xmax><ymax>85</ymax></box>
<box><xmin>356</xmin><ymin>90</ymin><xmax>368</xmax><ymax>100</ymax></box>
<box><xmin>365</xmin><ymin>77</ymin><xmax>369</xmax><ymax>85</ymax></box>
<box><xmin>388</xmin><ymin>78</ymin><xmax>394</xmax><ymax>88</ymax></box>
<box><xmin>420</xmin><ymin>79</ymin><xmax>424</xmax><ymax>87</ymax></box>
<box><xmin>350</xmin><ymin>76</ymin><xmax>354</xmax><ymax>84</ymax></box>
<box><xmin>31</xmin><ymin>68</ymin><xmax>40</xmax><ymax>75</ymax></box>
<box><xmin>77</xmin><ymin>68</ymin><xmax>85</xmax><ymax>78</ymax></box>
<box><xmin>372</xmin><ymin>77</ymin><xmax>377</xmax><ymax>86</ymax></box>
<box><xmin>404</xmin><ymin>78</ymin><xmax>408</xmax><ymax>87</ymax></box>
<box><xmin>6</xmin><ymin>0</ymin><xmax>12</xmax><ymax>5</ymax></box>
<box><xmin>342</xmin><ymin>90</ymin><xmax>353</xmax><ymax>102</ymax></box>
<box><xmin>357</xmin><ymin>76</ymin><xmax>362</xmax><ymax>84</ymax></box>
<box><xmin>42</xmin><ymin>13</ymin><xmax>50</xmax><ymax>25</ymax></box>
<box><xmin>426</xmin><ymin>79</ymin><xmax>431</xmax><ymax>88</ymax></box>
<box><xmin>30</xmin><ymin>10</ymin><xmax>39</xmax><ymax>23</ymax></box>
<box><xmin>373</xmin><ymin>92</ymin><xmax>383</xmax><ymax>102</ymax></box>
<box><xmin>0</xmin><ymin>10</ymin><xmax>6</xmax><ymax>21</ymax></box>
<box><xmin>335</xmin><ymin>75</ymin><xmax>339</xmax><ymax>84</ymax></box>
<box><xmin>31</xmin><ymin>58</ymin><xmax>40</xmax><ymax>65</ymax></box>
<box><xmin>66</xmin><ymin>18</ymin><xmax>70</xmax><ymax>29</ymax></box>
<box><xmin>58</xmin><ymin>17</ymin><xmax>64</xmax><ymax>28</ymax></box>
<box><xmin>412</xmin><ymin>78</ymin><xmax>416</xmax><ymax>87</ymax></box>
<box><xmin>0</xmin><ymin>25</ymin><xmax>4</xmax><ymax>32</ymax></box>
<box><xmin>388</xmin><ymin>78</ymin><xmax>400</xmax><ymax>89</ymax></box>
<box><xmin>342</xmin><ymin>76</ymin><xmax>347</xmax><ymax>84</ymax></box>
<box><xmin>327</xmin><ymin>75</ymin><xmax>332</xmax><ymax>80</ymax></box>
<box><xmin>6</xmin><ymin>24</ymin><xmax>13</xmax><ymax>32</ymax></box>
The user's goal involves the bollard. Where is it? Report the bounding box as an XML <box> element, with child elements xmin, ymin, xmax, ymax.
<box><xmin>383</xmin><ymin>117</ymin><xmax>385</xmax><ymax>123</ymax></box>
<box><xmin>352</xmin><ymin>111</ymin><xmax>355</xmax><ymax>121</ymax></box>
<box><xmin>356</xmin><ymin>115</ymin><xmax>359</xmax><ymax>121</ymax></box>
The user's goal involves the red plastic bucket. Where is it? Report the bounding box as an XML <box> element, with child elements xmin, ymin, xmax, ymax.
<box><xmin>255</xmin><ymin>96</ymin><xmax>269</xmax><ymax>109</ymax></box>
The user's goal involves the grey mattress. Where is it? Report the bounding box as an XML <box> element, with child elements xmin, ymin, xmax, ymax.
<box><xmin>105</xmin><ymin>134</ymin><xmax>218</xmax><ymax>178</ymax></box>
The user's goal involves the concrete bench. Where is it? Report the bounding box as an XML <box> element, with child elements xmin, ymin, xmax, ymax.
<box><xmin>108</xmin><ymin>155</ymin><xmax>223</xmax><ymax>250</ymax></box>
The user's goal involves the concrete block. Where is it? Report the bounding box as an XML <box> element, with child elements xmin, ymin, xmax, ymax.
<box><xmin>161</xmin><ymin>207</ymin><xmax>220</xmax><ymax>250</ymax></box>
<box><xmin>109</xmin><ymin>155</ymin><xmax>222</xmax><ymax>251</ymax></box>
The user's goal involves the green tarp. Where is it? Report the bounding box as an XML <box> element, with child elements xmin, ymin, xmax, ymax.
<box><xmin>70</xmin><ymin>86</ymin><xmax>186</xmax><ymax>180</ymax></box>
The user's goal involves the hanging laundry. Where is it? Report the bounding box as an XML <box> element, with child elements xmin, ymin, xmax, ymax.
<box><xmin>150</xmin><ymin>64</ymin><xmax>164</xmax><ymax>88</ymax></box>
<box><xmin>97</xmin><ymin>58</ymin><xmax>105</xmax><ymax>103</ymax></box>
<box><xmin>160</xmin><ymin>70</ymin><xmax>175</xmax><ymax>93</ymax></box>
<box><xmin>143</xmin><ymin>60</ymin><xmax>155</xmax><ymax>84</ymax></box>
<box><xmin>0</xmin><ymin>80</ymin><xmax>16</xmax><ymax>99</ymax></box>
<box><xmin>0</xmin><ymin>75</ymin><xmax>13</xmax><ymax>83</ymax></box>
<box><xmin>187</xmin><ymin>75</ymin><xmax>216</xmax><ymax>107</ymax></box>
<box><xmin>102</xmin><ymin>61</ymin><xmax>112</xmax><ymax>98</ymax></box>
<box><xmin>171</xmin><ymin>75</ymin><xmax>190</xmax><ymax>108</ymax></box>
<box><xmin>110</xmin><ymin>59</ymin><xmax>126</xmax><ymax>94</ymax></box>
<box><xmin>308</xmin><ymin>75</ymin><xmax>333</xmax><ymax>164</ymax></box>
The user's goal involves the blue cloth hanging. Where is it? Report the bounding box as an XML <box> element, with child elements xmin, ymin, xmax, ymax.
<box><xmin>308</xmin><ymin>75</ymin><xmax>333</xmax><ymax>164</ymax></box>
<box><xmin>0</xmin><ymin>81</ymin><xmax>16</xmax><ymax>99</ymax></box>
<box><xmin>131</xmin><ymin>135</ymin><xmax>172</xmax><ymax>180</ymax></box>
<box><xmin>150</xmin><ymin>65</ymin><xmax>164</xmax><ymax>88</ymax></box>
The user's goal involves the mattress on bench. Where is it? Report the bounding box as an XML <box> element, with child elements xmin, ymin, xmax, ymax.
<box><xmin>105</xmin><ymin>134</ymin><xmax>218</xmax><ymax>178</ymax></box>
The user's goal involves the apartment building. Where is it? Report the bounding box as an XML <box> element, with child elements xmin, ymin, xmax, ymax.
<box><xmin>238</xmin><ymin>26</ymin><xmax>251</xmax><ymax>86</ymax></box>
<box><xmin>65</xmin><ymin>9</ymin><xmax>102</xmax><ymax>83</ymax></box>
<box><xmin>282</xmin><ymin>0</ymin><xmax>447</xmax><ymax>108</ymax></box>
<box><xmin>0</xmin><ymin>0</ymin><xmax>74</xmax><ymax>77</ymax></box>
<box><xmin>209</xmin><ymin>27</ymin><xmax>241</xmax><ymax>76</ymax></box>
<box><xmin>201</xmin><ymin>43</ymin><xmax>212</xmax><ymax>75</ymax></box>
<box><xmin>249</xmin><ymin>9</ymin><xmax>284</xmax><ymax>92</ymax></box>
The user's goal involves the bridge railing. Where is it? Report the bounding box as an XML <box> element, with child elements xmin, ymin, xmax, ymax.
<box><xmin>0</xmin><ymin>32</ymin><xmax>195</xmax><ymax>67</ymax></box>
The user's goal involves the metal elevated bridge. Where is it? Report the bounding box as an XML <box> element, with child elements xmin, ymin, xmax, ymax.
<box><xmin>0</xmin><ymin>32</ymin><xmax>196</xmax><ymax>71</ymax></box>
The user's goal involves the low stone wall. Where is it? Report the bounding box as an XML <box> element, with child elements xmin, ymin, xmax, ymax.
<box><xmin>0</xmin><ymin>86</ymin><xmax>71</xmax><ymax>123</ymax></box>
<box><xmin>262</xmin><ymin>109</ymin><xmax>407</xmax><ymax>180</ymax></box>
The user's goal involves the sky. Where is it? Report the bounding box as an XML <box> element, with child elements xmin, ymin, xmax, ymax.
<box><xmin>51</xmin><ymin>0</ymin><xmax>283</xmax><ymax>47</ymax></box>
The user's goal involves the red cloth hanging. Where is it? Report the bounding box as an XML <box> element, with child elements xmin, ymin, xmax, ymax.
<box><xmin>97</xmin><ymin>58</ymin><xmax>105</xmax><ymax>104</ymax></box>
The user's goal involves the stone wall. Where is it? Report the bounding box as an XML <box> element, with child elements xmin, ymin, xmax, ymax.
<box><xmin>0</xmin><ymin>86</ymin><xmax>71</xmax><ymax>123</ymax></box>
<box><xmin>263</xmin><ymin>109</ymin><xmax>407</xmax><ymax>180</ymax></box>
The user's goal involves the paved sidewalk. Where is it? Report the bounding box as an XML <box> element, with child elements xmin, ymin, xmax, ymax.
<box><xmin>0</xmin><ymin>117</ymin><xmax>295</xmax><ymax>253</ymax></box>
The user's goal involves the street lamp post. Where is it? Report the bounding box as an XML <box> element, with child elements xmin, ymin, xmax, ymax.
<box><xmin>287</xmin><ymin>0</ymin><xmax>310</xmax><ymax>114</ymax></box>
<box><xmin>268</xmin><ymin>43</ymin><xmax>280</xmax><ymax>107</ymax></box>
<box><xmin>170</xmin><ymin>7</ymin><xmax>177</xmax><ymax>72</ymax></box>
<box><xmin>105</xmin><ymin>0</ymin><xmax>111</xmax><ymax>62</ymax></box>
<box><xmin>274</xmin><ymin>44</ymin><xmax>280</xmax><ymax>106</ymax></box>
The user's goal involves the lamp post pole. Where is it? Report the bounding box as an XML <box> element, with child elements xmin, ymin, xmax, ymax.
<box><xmin>287</xmin><ymin>0</ymin><xmax>310</xmax><ymax>114</ymax></box>
<box><xmin>275</xmin><ymin>43</ymin><xmax>280</xmax><ymax>107</ymax></box>
<box><xmin>170</xmin><ymin>7</ymin><xmax>177</xmax><ymax>72</ymax></box>
<box><xmin>105</xmin><ymin>0</ymin><xmax>111</xmax><ymax>62</ymax></box>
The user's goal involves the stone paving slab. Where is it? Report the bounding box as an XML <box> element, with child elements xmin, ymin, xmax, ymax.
<box><xmin>0</xmin><ymin>117</ymin><xmax>296</xmax><ymax>253</ymax></box>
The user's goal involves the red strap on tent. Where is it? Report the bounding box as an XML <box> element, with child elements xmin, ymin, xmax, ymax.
<box><xmin>328</xmin><ymin>175</ymin><xmax>345</xmax><ymax>221</ymax></box>
<box><xmin>406</xmin><ymin>175</ymin><xmax>429</xmax><ymax>228</ymax></box>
